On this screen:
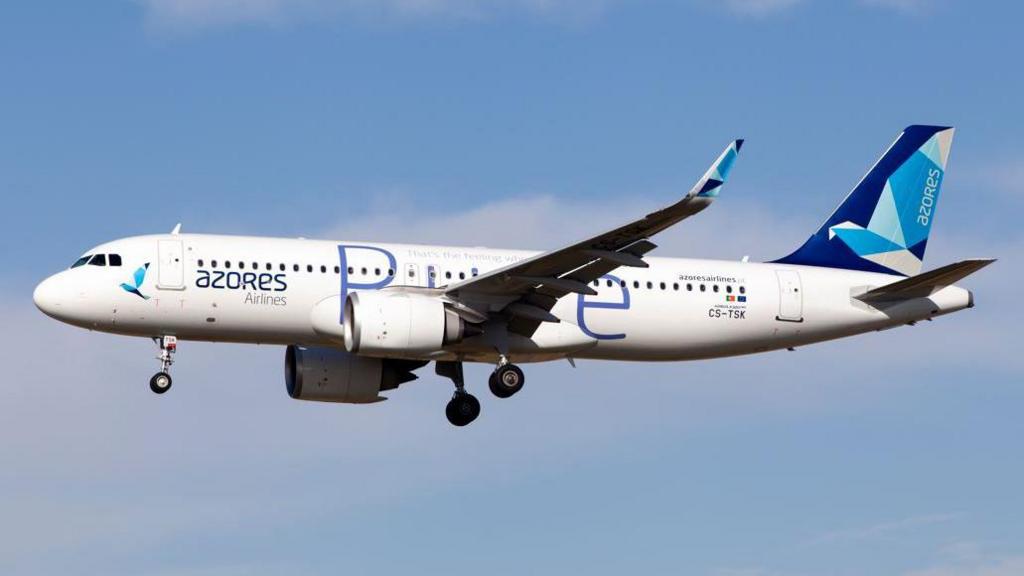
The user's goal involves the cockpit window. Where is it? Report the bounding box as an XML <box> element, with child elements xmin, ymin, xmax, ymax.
<box><xmin>88</xmin><ymin>254</ymin><xmax>107</xmax><ymax>266</ymax></box>
<box><xmin>108</xmin><ymin>254</ymin><xmax>122</xmax><ymax>267</ymax></box>
<box><xmin>71</xmin><ymin>255</ymin><xmax>91</xmax><ymax>268</ymax></box>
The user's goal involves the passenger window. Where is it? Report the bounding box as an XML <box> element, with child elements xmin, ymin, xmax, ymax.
<box><xmin>266</xmin><ymin>263</ymin><xmax>272</xmax><ymax>271</ymax></box>
<box><xmin>72</xmin><ymin>256</ymin><xmax>90</xmax><ymax>268</ymax></box>
<box><xmin>108</xmin><ymin>254</ymin><xmax>122</xmax><ymax>267</ymax></box>
<box><xmin>212</xmin><ymin>260</ymin><xmax>218</xmax><ymax>268</ymax></box>
<box><xmin>459</xmin><ymin>272</ymin><xmax>465</xmax><ymax>280</ymax></box>
<box><xmin>334</xmin><ymin>266</ymin><xmax>340</xmax><ymax>274</ymax></box>
<box><xmin>633</xmin><ymin>281</ymin><xmax>640</xmax><ymax>289</ymax></box>
<box><xmin>347</xmin><ymin>267</ymin><xmax>354</xmax><ymax>274</ymax></box>
<box><xmin>619</xmin><ymin>280</ymin><xmax>626</xmax><ymax>288</ymax></box>
<box><xmin>700</xmin><ymin>284</ymin><xmax>706</xmax><ymax>292</ymax></box>
<box><xmin>646</xmin><ymin>281</ymin><xmax>653</xmax><ymax>289</ymax></box>
<box><xmin>88</xmin><ymin>254</ymin><xmax>106</xmax><ymax>266</ymax></box>
<box><xmin>225</xmin><ymin>261</ymin><xmax>231</xmax><ymax>269</ymax></box>
<box><xmin>239</xmin><ymin>262</ymin><xmax>245</xmax><ymax>270</ymax></box>
<box><xmin>388</xmin><ymin>269</ymin><xmax>395</xmax><ymax>277</ymax></box>
<box><xmin>279</xmin><ymin>263</ymin><xmax>285</xmax><ymax>271</ymax></box>
<box><xmin>408</xmin><ymin>269</ymin><xmax>415</xmax><ymax>278</ymax></box>
<box><xmin>606</xmin><ymin>280</ymin><xmax>613</xmax><ymax>287</ymax></box>
<box><xmin>446</xmin><ymin>271</ymin><xmax>452</xmax><ymax>280</ymax></box>
<box><xmin>320</xmin><ymin>265</ymin><xmax>327</xmax><ymax>273</ymax></box>
<box><xmin>293</xmin><ymin>264</ymin><xmax>299</xmax><ymax>272</ymax></box>
<box><xmin>740</xmin><ymin>286</ymin><xmax>746</xmax><ymax>294</ymax></box>
<box><xmin>672</xmin><ymin>283</ymin><xmax>679</xmax><ymax>291</ymax></box>
<box><xmin>252</xmin><ymin>262</ymin><xmax>258</xmax><ymax>270</ymax></box>
<box><xmin>361</xmin><ymin>267</ymin><xmax>367</xmax><ymax>275</ymax></box>
<box><xmin>198</xmin><ymin>259</ymin><xmax>204</xmax><ymax>267</ymax></box>
<box><xmin>375</xmin><ymin>268</ymin><xmax>381</xmax><ymax>276</ymax></box>
<box><xmin>726</xmin><ymin>285</ymin><xmax>733</xmax><ymax>294</ymax></box>
<box><xmin>713</xmin><ymin>285</ymin><xmax>719</xmax><ymax>293</ymax></box>
<box><xmin>307</xmin><ymin>265</ymin><xmax>313</xmax><ymax>273</ymax></box>
<box><xmin>659</xmin><ymin>282</ymin><xmax>666</xmax><ymax>290</ymax></box>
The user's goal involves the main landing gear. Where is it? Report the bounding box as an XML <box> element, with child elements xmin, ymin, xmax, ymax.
<box><xmin>489</xmin><ymin>356</ymin><xmax>525</xmax><ymax>399</ymax></box>
<box><xmin>436</xmin><ymin>357</ymin><xmax>526</xmax><ymax>427</ymax></box>
<box><xmin>150</xmin><ymin>335</ymin><xmax>176</xmax><ymax>394</ymax></box>
<box><xmin>437</xmin><ymin>361</ymin><xmax>480</xmax><ymax>427</ymax></box>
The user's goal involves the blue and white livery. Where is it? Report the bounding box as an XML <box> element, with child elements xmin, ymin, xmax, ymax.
<box><xmin>33</xmin><ymin>126</ymin><xmax>993</xmax><ymax>426</ymax></box>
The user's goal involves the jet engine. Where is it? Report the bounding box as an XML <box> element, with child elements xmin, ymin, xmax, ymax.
<box><xmin>343</xmin><ymin>291</ymin><xmax>472</xmax><ymax>356</ymax></box>
<box><xmin>285</xmin><ymin>345</ymin><xmax>424</xmax><ymax>403</ymax></box>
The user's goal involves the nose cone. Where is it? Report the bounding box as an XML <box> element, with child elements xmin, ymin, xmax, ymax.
<box><xmin>33</xmin><ymin>274</ymin><xmax>64</xmax><ymax>319</ymax></box>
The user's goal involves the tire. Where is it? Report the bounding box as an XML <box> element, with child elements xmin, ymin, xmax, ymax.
<box><xmin>445</xmin><ymin>393</ymin><xmax>481</xmax><ymax>426</ymax></box>
<box><xmin>150</xmin><ymin>372</ymin><xmax>172</xmax><ymax>394</ymax></box>
<box><xmin>489</xmin><ymin>364</ymin><xmax>524</xmax><ymax>399</ymax></box>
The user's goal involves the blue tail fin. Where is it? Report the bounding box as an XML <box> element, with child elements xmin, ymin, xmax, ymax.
<box><xmin>774</xmin><ymin>125</ymin><xmax>955</xmax><ymax>276</ymax></box>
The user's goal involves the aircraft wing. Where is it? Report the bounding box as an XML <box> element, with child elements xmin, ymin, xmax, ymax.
<box><xmin>444</xmin><ymin>139</ymin><xmax>744</xmax><ymax>336</ymax></box>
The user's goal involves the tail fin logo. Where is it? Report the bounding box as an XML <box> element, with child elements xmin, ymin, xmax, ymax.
<box><xmin>774</xmin><ymin>125</ymin><xmax>954</xmax><ymax>277</ymax></box>
<box><xmin>827</xmin><ymin>130</ymin><xmax>951</xmax><ymax>276</ymax></box>
<box><xmin>120</xmin><ymin>263</ymin><xmax>151</xmax><ymax>300</ymax></box>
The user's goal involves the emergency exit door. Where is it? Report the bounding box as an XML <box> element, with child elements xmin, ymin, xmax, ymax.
<box><xmin>775</xmin><ymin>269</ymin><xmax>803</xmax><ymax>322</ymax></box>
<box><xmin>157</xmin><ymin>240</ymin><xmax>185</xmax><ymax>290</ymax></box>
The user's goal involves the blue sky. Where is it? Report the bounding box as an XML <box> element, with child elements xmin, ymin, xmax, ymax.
<box><xmin>1</xmin><ymin>1</ymin><xmax>1021</xmax><ymax>575</ymax></box>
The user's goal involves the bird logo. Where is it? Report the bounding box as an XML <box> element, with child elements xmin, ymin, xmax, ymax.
<box><xmin>120</xmin><ymin>263</ymin><xmax>151</xmax><ymax>300</ymax></box>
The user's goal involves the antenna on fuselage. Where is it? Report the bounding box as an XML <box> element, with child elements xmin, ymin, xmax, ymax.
<box><xmin>171</xmin><ymin>223</ymin><xmax>182</xmax><ymax>235</ymax></box>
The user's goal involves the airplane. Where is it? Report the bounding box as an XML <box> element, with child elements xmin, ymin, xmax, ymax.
<box><xmin>33</xmin><ymin>125</ymin><xmax>994</xmax><ymax>427</ymax></box>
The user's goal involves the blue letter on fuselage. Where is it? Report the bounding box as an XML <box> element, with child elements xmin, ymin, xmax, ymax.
<box><xmin>576</xmin><ymin>274</ymin><xmax>629</xmax><ymax>340</ymax></box>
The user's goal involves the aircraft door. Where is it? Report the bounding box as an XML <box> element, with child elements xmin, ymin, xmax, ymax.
<box><xmin>404</xmin><ymin>263</ymin><xmax>420</xmax><ymax>287</ymax></box>
<box><xmin>157</xmin><ymin>239</ymin><xmax>185</xmax><ymax>290</ymax></box>
<box><xmin>775</xmin><ymin>269</ymin><xmax>803</xmax><ymax>322</ymax></box>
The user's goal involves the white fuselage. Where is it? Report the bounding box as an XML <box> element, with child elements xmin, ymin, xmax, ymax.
<box><xmin>33</xmin><ymin>233</ymin><xmax>973</xmax><ymax>363</ymax></box>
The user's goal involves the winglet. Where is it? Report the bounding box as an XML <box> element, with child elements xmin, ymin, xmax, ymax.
<box><xmin>689</xmin><ymin>139</ymin><xmax>744</xmax><ymax>199</ymax></box>
<box><xmin>171</xmin><ymin>223</ymin><xmax>182</xmax><ymax>235</ymax></box>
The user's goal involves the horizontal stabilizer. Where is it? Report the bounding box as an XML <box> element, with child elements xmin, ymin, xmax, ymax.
<box><xmin>856</xmin><ymin>258</ymin><xmax>995</xmax><ymax>302</ymax></box>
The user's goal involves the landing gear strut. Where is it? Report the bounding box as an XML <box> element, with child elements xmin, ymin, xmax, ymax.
<box><xmin>436</xmin><ymin>360</ymin><xmax>480</xmax><ymax>427</ymax></box>
<box><xmin>150</xmin><ymin>336</ymin><xmax>176</xmax><ymax>394</ymax></box>
<box><xmin>489</xmin><ymin>356</ymin><xmax>525</xmax><ymax>399</ymax></box>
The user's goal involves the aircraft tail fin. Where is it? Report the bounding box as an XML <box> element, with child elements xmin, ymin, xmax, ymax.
<box><xmin>774</xmin><ymin>125</ymin><xmax>955</xmax><ymax>276</ymax></box>
<box><xmin>856</xmin><ymin>258</ymin><xmax>995</xmax><ymax>303</ymax></box>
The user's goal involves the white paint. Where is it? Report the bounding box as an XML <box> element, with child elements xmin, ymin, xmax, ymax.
<box><xmin>34</xmin><ymin>232</ymin><xmax>974</xmax><ymax>366</ymax></box>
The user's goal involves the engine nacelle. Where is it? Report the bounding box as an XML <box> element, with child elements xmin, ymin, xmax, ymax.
<box><xmin>284</xmin><ymin>345</ymin><xmax>421</xmax><ymax>403</ymax></box>
<box><xmin>343</xmin><ymin>291</ymin><xmax>467</xmax><ymax>356</ymax></box>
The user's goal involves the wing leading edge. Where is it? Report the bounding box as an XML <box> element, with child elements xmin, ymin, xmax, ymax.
<box><xmin>445</xmin><ymin>139</ymin><xmax>744</xmax><ymax>336</ymax></box>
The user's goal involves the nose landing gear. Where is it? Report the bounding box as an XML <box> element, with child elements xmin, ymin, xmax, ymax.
<box><xmin>150</xmin><ymin>336</ymin><xmax>176</xmax><ymax>394</ymax></box>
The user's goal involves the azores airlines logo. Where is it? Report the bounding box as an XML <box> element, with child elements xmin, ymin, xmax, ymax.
<box><xmin>121</xmin><ymin>263</ymin><xmax>150</xmax><ymax>300</ymax></box>
<box><xmin>828</xmin><ymin>128</ymin><xmax>953</xmax><ymax>277</ymax></box>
